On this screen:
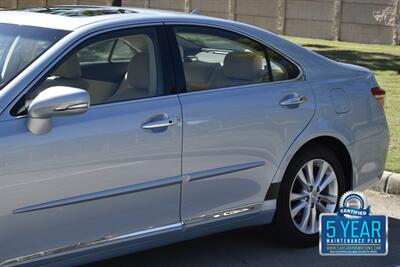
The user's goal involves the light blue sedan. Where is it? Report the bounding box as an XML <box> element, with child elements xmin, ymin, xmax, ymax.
<box><xmin>0</xmin><ymin>5</ymin><xmax>389</xmax><ymax>266</ymax></box>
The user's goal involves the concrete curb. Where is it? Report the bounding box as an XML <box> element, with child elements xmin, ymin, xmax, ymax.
<box><xmin>370</xmin><ymin>171</ymin><xmax>400</xmax><ymax>196</ymax></box>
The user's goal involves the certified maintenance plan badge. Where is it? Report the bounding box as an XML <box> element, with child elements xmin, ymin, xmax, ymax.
<box><xmin>320</xmin><ymin>191</ymin><xmax>388</xmax><ymax>256</ymax></box>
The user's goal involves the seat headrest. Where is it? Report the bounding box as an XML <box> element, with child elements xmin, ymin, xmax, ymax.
<box><xmin>53</xmin><ymin>55</ymin><xmax>82</xmax><ymax>79</ymax></box>
<box><xmin>127</xmin><ymin>53</ymin><xmax>149</xmax><ymax>90</ymax></box>
<box><xmin>223</xmin><ymin>52</ymin><xmax>262</xmax><ymax>81</ymax></box>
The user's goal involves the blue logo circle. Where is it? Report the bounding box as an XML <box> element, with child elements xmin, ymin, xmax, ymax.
<box><xmin>339</xmin><ymin>191</ymin><xmax>370</xmax><ymax>219</ymax></box>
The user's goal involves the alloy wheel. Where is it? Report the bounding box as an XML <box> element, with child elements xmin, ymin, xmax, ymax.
<box><xmin>289</xmin><ymin>159</ymin><xmax>338</xmax><ymax>234</ymax></box>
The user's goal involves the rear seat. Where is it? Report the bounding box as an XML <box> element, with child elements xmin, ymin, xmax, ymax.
<box><xmin>183</xmin><ymin>61</ymin><xmax>220</xmax><ymax>91</ymax></box>
<box><xmin>182</xmin><ymin>51</ymin><xmax>265</xmax><ymax>92</ymax></box>
<box><xmin>208</xmin><ymin>51</ymin><xmax>263</xmax><ymax>89</ymax></box>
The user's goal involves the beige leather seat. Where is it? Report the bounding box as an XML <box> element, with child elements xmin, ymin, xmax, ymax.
<box><xmin>107</xmin><ymin>53</ymin><xmax>152</xmax><ymax>103</ymax></box>
<box><xmin>32</xmin><ymin>55</ymin><xmax>119</xmax><ymax>105</ymax></box>
<box><xmin>30</xmin><ymin>55</ymin><xmax>89</xmax><ymax>100</ymax></box>
<box><xmin>208</xmin><ymin>51</ymin><xmax>263</xmax><ymax>89</ymax></box>
<box><xmin>183</xmin><ymin>61</ymin><xmax>220</xmax><ymax>91</ymax></box>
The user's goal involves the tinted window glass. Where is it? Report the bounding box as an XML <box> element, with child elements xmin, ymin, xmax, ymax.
<box><xmin>111</xmin><ymin>39</ymin><xmax>136</xmax><ymax>62</ymax></box>
<box><xmin>0</xmin><ymin>23</ymin><xmax>68</xmax><ymax>90</ymax></box>
<box><xmin>268</xmin><ymin>49</ymin><xmax>300</xmax><ymax>81</ymax></box>
<box><xmin>173</xmin><ymin>26</ymin><xmax>299</xmax><ymax>92</ymax></box>
<box><xmin>12</xmin><ymin>28</ymin><xmax>163</xmax><ymax>116</ymax></box>
<box><xmin>77</xmin><ymin>39</ymin><xmax>113</xmax><ymax>63</ymax></box>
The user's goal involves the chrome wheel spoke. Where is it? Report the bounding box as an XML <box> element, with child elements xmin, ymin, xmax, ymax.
<box><xmin>306</xmin><ymin>161</ymin><xmax>315</xmax><ymax>185</ymax></box>
<box><xmin>297</xmin><ymin>170</ymin><xmax>309</xmax><ymax>189</ymax></box>
<box><xmin>319</xmin><ymin>193</ymin><xmax>337</xmax><ymax>204</ymax></box>
<box><xmin>316</xmin><ymin>202</ymin><xmax>330</xmax><ymax>213</ymax></box>
<box><xmin>290</xmin><ymin>158</ymin><xmax>338</xmax><ymax>235</ymax></box>
<box><xmin>310</xmin><ymin>206</ymin><xmax>317</xmax><ymax>233</ymax></box>
<box><xmin>319</xmin><ymin>172</ymin><xmax>335</xmax><ymax>192</ymax></box>
<box><xmin>290</xmin><ymin>191</ymin><xmax>308</xmax><ymax>202</ymax></box>
<box><xmin>315</xmin><ymin>161</ymin><xmax>328</xmax><ymax>187</ymax></box>
<box><xmin>291</xmin><ymin>201</ymin><xmax>308</xmax><ymax>218</ymax></box>
<box><xmin>299</xmin><ymin>204</ymin><xmax>311</xmax><ymax>231</ymax></box>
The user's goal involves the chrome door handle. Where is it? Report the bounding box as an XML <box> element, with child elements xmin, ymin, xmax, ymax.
<box><xmin>141</xmin><ymin>116</ymin><xmax>179</xmax><ymax>129</ymax></box>
<box><xmin>280</xmin><ymin>95</ymin><xmax>307</xmax><ymax>106</ymax></box>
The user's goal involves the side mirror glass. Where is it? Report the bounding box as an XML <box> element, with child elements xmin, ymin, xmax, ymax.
<box><xmin>27</xmin><ymin>86</ymin><xmax>90</xmax><ymax>135</ymax></box>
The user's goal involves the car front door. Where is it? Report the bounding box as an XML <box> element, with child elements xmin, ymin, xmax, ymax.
<box><xmin>0</xmin><ymin>26</ymin><xmax>183</xmax><ymax>263</ymax></box>
<box><xmin>168</xmin><ymin>25</ymin><xmax>315</xmax><ymax>224</ymax></box>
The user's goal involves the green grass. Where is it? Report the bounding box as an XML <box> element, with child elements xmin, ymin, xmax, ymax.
<box><xmin>284</xmin><ymin>36</ymin><xmax>400</xmax><ymax>173</ymax></box>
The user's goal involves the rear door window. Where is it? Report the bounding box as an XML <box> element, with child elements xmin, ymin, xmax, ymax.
<box><xmin>173</xmin><ymin>26</ymin><xmax>300</xmax><ymax>92</ymax></box>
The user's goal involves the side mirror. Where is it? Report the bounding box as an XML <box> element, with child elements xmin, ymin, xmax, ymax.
<box><xmin>27</xmin><ymin>86</ymin><xmax>90</xmax><ymax>135</ymax></box>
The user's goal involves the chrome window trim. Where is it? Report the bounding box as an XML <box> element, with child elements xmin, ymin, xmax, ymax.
<box><xmin>177</xmin><ymin>78</ymin><xmax>307</xmax><ymax>98</ymax></box>
<box><xmin>0</xmin><ymin>222</ymin><xmax>183</xmax><ymax>266</ymax></box>
<box><xmin>13</xmin><ymin>175</ymin><xmax>182</xmax><ymax>214</ymax></box>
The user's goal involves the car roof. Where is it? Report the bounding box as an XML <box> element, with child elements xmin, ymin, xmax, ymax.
<box><xmin>0</xmin><ymin>5</ymin><xmax>201</xmax><ymax>31</ymax></box>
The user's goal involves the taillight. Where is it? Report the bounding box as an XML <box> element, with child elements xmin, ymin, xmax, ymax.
<box><xmin>371</xmin><ymin>87</ymin><xmax>385</xmax><ymax>108</ymax></box>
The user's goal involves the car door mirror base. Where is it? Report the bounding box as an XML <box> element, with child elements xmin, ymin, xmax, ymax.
<box><xmin>27</xmin><ymin>117</ymin><xmax>53</xmax><ymax>135</ymax></box>
<box><xmin>27</xmin><ymin>86</ymin><xmax>90</xmax><ymax>135</ymax></box>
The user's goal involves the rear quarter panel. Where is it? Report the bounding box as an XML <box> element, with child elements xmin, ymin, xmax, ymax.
<box><xmin>271</xmin><ymin>70</ymin><xmax>389</xmax><ymax>189</ymax></box>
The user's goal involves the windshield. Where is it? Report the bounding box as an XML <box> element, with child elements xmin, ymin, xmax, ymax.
<box><xmin>0</xmin><ymin>23</ymin><xmax>68</xmax><ymax>90</ymax></box>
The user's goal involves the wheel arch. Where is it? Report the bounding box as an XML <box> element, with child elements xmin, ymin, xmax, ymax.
<box><xmin>291</xmin><ymin>136</ymin><xmax>352</xmax><ymax>191</ymax></box>
<box><xmin>266</xmin><ymin>135</ymin><xmax>353</xmax><ymax>201</ymax></box>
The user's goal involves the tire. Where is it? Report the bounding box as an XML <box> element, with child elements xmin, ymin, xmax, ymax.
<box><xmin>271</xmin><ymin>144</ymin><xmax>346</xmax><ymax>247</ymax></box>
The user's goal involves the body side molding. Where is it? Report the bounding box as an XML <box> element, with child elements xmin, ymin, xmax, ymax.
<box><xmin>183</xmin><ymin>203</ymin><xmax>263</xmax><ymax>225</ymax></box>
<box><xmin>13</xmin><ymin>175</ymin><xmax>182</xmax><ymax>214</ymax></box>
<box><xmin>14</xmin><ymin>161</ymin><xmax>265</xmax><ymax>214</ymax></box>
<box><xmin>0</xmin><ymin>223</ymin><xmax>183</xmax><ymax>266</ymax></box>
<box><xmin>185</xmin><ymin>161</ymin><xmax>265</xmax><ymax>182</ymax></box>
<box><xmin>3</xmin><ymin>201</ymin><xmax>271</xmax><ymax>266</ymax></box>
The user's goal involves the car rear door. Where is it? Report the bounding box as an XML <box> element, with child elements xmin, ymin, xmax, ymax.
<box><xmin>0</xmin><ymin>26</ymin><xmax>183</xmax><ymax>264</ymax></box>
<box><xmin>167</xmin><ymin>25</ymin><xmax>315</xmax><ymax>224</ymax></box>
